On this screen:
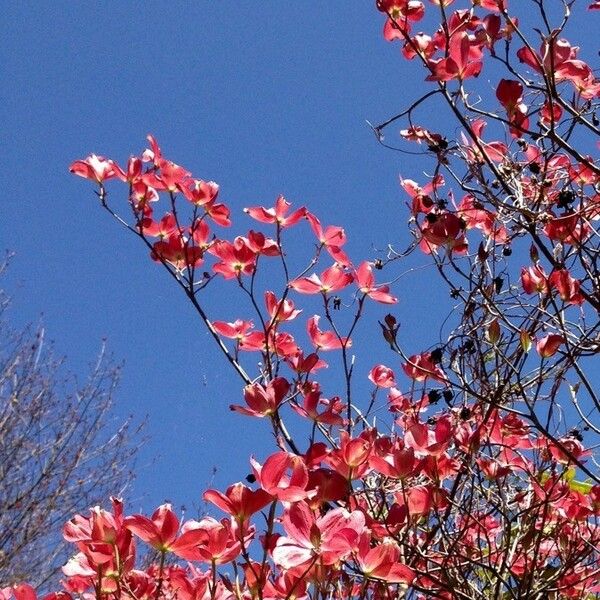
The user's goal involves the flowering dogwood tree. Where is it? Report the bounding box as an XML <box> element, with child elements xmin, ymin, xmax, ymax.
<box><xmin>7</xmin><ymin>1</ymin><xmax>600</xmax><ymax>598</ymax></box>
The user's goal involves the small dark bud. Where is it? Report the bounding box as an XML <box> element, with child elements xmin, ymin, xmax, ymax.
<box><xmin>427</xmin><ymin>137</ymin><xmax>448</xmax><ymax>153</ymax></box>
<box><xmin>557</xmin><ymin>189</ymin><xmax>575</xmax><ymax>208</ymax></box>
<box><xmin>333</xmin><ymin>297</ymin><xmax>341</xmax><ymax>310</ymax></box>
<box><xmin>421</xmin><ymin>195</ymin><xmax>433</xmax><ymax>209</ymax></box>
<box><xmin>529</xmin><ymin>162</ymin><xmax>541</xmax><ymax>175</ymax></box>
<box><xmin>430</xmin><ymin>348</ymin><xmax>443</xmax><ymax>364</ymax></box>
<box><xmin>569</xmin><ymin>428</ymin><xmax>584</xmax><ymax>442</ymax></box>
<box><xmin>245</xmin><ymin>473</ymin><xmax>257</xmax><ymax>484</ymax></box>
<box><xmin>463</xmin><ymin>339</ymin><xmax>475</xmax><ymax>354</ymax></box>
<box><xmin>464</xmin><ymin>301</ymin><xmax>476</xmax><ymax>319</ymax></box>
<box><xmin>428</xmin><ymin>389</ymin><xmax>441</xmax><ymax>404</ymax></box>
<box><xmin>460</xmin><ymin>407</ymin><xmax>472</xmax><ymax>420</ymax></box>
<box><xmin>374</xmin><ymin>258</ymin><xmax>384</xmax><ymax>270</ymax></box>
<box><xmin>380</xmin><ymin>315</ymin><xmax>399</xmax><ymax>348</ymax></box>
<box><xmin>478</xmin><ymin>242</ymin><xmax>489</xmax><ymax>262</ymax></box>
<box><xmin>530</xmin><ymin>244</ymin><xmax>539</xmax><ymax>263</ymax></box>
<box><xmin>382</xmin><ymin>328</ymin><xmax>395</xmax><ymax>346</ymax></box>
<box><xmin>443</xmin><ymin>389</ymin><xmax>454</xmax><ymax>405</ymax></box>
<box><xmin>494</xmin><ymin>276</ymin><xmax>504</xmax><ymax>294</ymax></box>
<box><xmin>502</xmin><ymin>245</ymin><xmax>512</xmax><ymax>257</ymax></box>
<box><xmin>427</xmin><ymin>417</ymin><xmax>436</xmax><ymax>426</ymax></box>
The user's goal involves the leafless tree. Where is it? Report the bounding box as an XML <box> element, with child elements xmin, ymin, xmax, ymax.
<box><xmin>0</xmin><ymin>262</ymin><xmax>143</xmax><ymax>588</ymax></box>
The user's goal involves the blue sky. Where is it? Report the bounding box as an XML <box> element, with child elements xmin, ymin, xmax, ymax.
<box><xmin>2</xmin><ymin>3</ymin><xmax>596</xmax><ymax>514</ymax></box>
<box><xmin>2</xmin><ymin>3</ymin><xmax>434</xmax><ymax>512</ymax></box>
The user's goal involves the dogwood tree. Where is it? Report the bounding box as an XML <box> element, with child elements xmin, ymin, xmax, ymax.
<box><xmin>6</xmin><ymin>0</ymin><xmax>600</xmax><ymax>598</ymax></box>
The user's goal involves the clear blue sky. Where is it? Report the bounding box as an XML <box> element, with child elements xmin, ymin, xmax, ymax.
<box><xmin>2</xmin><ymin>3</ymin><xmax>595</xmax><ymax>513</ymax></box>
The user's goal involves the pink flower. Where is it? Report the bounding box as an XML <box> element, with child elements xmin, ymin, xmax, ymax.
<box><xmin>496</xmin><ymin>79</ymin><xmax>529</xmax><ymax>136</ymax></box>
<box><xmin>245</xmin><ymin>195</ymin><xmax>305</xmax><ymax>227</ymax></box>
<box><xmin>286</xmin><ymin>351</ymin><xmax>328</xmax><ymax>374</ymax></box>
<box><xmin>291</xmin><ymin>389</ymin><xmax>346</xmax><ymax>426</ymax></box>
<box><xmin>355</xmin><ymin>262</ymin><xmax>398</xmax><ymax>304</ymax></box>
<box><xmin>251</xmin><ymin>452</ymin><xmax>309</xmax><ymax>502</ymax></box>
<box><xmin>203</xmin><ymin>482</ymin><xmax>272</xmax><ymax>522</ymax></box>
<box><xmin>355</xmin><ymin>534</ymin><xmax>415</xmax><ymax>583</ymax></box>
<box><xmin>419</xmin><ymin>211</ymin><xmax>468</xmax><ymax>255</ymax></box>
<box><xmin>6</xmin><ymin>585</ymin><xmax>37</xmax><ymax>600</ymax></box>
<box><xmin>142</xmin><ymin>159</ymin><xmax>190</xmax><ymax>193</ymax></box>
<box><xmin>208</xmin><ymin>238</ymin><xmax>257</xmax><ymax>278</ymax></box>
<box><xmin>151</xmin><ymin>234</ymin><xmax>203</xmax><ymax>270</ymax></box>
<box><xmin>180</xmin><ymin>179</ymin><xmax>219</xmax><ymax>207</ymax></box>
<box><xmin>427</xmin><ymin>32</ymin><xmax>483</xmax><ymax>82</ymax></box>
<box><xmin>404</xmin><ymin>416</ymin><xmax>453</xmax><ymax>457</ymax></box>
<box><xmin>125</xmin><ymin>504</ymin><xmax>206</xmax><ymax>555</ymax></box>
<box><xmin>290</xmin><ymin>264</ymin><xmax>353</xmax><ymax>295</ymax></box>
<box><xmin>400</xmin><ymin>174</ymin><xmax>444</xmax><ymax>215</ymax></box>
<box><xmin>171</xmin><ymin>517</ymin><xmax>245</xmax><ymax>565</ymax></box>
<box><xmin>521</xmin><ymin>264</ymin><xmax>549</xmax><ymax>295</ymax></box>
<box><xmin>325</xmin><ymin>430</ymin><xmax>374</xmax><ymax>479</ymax></box>
<box><xmin>70</xmin><ymin>154</ymin><xmax>119</xmax><ymax>183</ymax></box>
<box><xmin>140</xmin><ymin>212</ymin><xmax>179</xmax><ymax>239</ymax></box>
<box><xmin>307</xmin><ymin>315</ymin><xmax>350</xmax><ymax>351</ymax></box>
<box><xmin>369</xmin><ymin>443</ymin><xmax>416</xmax><ymax>479</ymax></box>
<box><xmin>272</xmin><ymin>502</ymin><xmax>365</xmax><ymax>569</ymax></box>
<box><xmin>230</xmin><ymin>377</ymin><xmax>290</xmax><ymax>417</ymax></box>
<box><xmin>543</xmin><ymin>212</ymin><xmax>589</xmax><ymax>245</ymax></box>
<box><xmin>457</xmin><ymin>195</ymin><xmax>507</xmax><ymax>242</ymax></box>
<box><xmin>368</xmin><ymin>364</ymin><xmax>396</xmax><ymax>388</ymax></box>
<box><xmin>305</xmin><ymin>212</ymin><xmax>351</xmax><ymax>266</ymax></box>
<box><xmin>402</xmin><ymin>352</ymin><xmax>447</xmax><ymax>383</ymax></box>
<box><xmin>547</xmin><ymin>437</ymin><xmax>590</xmax><ymax>464</ymax></box>
<box><xmin>549</xmin><ymin>269</ymin><xmax>584</xmax><ymax>306</ymax></box>
<box><xmin>265</xmin><ymin>291</ymin><xmax>302</xmax><ymax>323</ymax></box>
<box><xmin>242</xmin><ymin>230</ymin><xmax>280</xmax><ymax>256</ymax></box>
<box><xmin>536</xmin><ymin>334</ymin><xmax>564</xmax><ymax>358</ymax></box>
